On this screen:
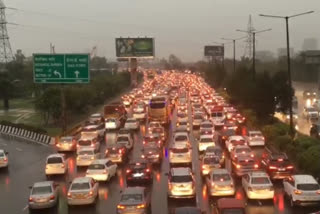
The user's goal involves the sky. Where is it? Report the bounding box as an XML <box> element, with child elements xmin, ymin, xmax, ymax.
<box><xmin>5</xmin><ymin>0</ymin><xmax>320</xmax><ymax>61</ymax></box>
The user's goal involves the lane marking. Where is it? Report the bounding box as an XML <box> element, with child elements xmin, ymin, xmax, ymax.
<box><xmin>16</xmin><ymin>147</ymin><xmax>23</xmax><ymax>152</ymax></box>
<box><xmin>22</xmin><ymin>205</ymin><xmax>28</xmax><ymax>211</ymax></box>
<box><xmin>0</xmin><ymin>142</ymin><xmax>7</xmax><ymax>146</ymax></box>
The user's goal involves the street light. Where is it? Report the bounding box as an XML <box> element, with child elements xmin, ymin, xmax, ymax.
<box><xmin>259</xmin><ymin>11</ymin><xmax>314</xmax><ymax>137</ymax></box>
<box><xmin>221</xmin><ymin>36</ymin><xmax>247</xmax><ymax>73</ymax></box>
<box><xmin>236</xmin><ymin>28</ymin><xmax>272</xmax><ymax>79</ymax></box>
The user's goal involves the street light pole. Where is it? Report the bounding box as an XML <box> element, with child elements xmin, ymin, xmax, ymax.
<box><xmin>221</xmin><ymin>37</ymin><xmax>246</xmax><ymax>73</ymax></box>
<box><xmin>259</xmin><ymin>11</ymin><xmax>314</xmax><ymax>138</ymax></box>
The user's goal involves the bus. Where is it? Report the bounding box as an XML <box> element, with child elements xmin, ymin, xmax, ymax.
<box><xmin>148</xmin><ymin>96</ymin><xmax>170</xmax><ymax>125</ymax></box>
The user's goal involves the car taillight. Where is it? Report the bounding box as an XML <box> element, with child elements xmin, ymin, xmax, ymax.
<box><xmin>294</xmin><ymin>189</ymin><xmax>302</xmax><ymax>195</ymax></box>
<box><xmin>141</xmin><ymin>155</ymin><xmax>145</xmax><ymax>158</ymax></box>
<box><xmin>143</xmin><ymin>141</ymin><xmax>146</xmax><ymax>145</ymax></box>
<box><xmin>136</xmin><ymin>204</ymin><xmax>146</xmax><ymax>209</ymax></box>
<box><xmin>119</xmin><ymin>149</ymin><xmax>123</xmax><ymax>154</ymax></box>
<box><xmin>91</xmin><ymin>157</ymin><xmax>94</xmax><ymax>160</ymax></box>
<box><xmin>29</xmin><ymin>197</ymin><xmax>33</xmax><ymax>202</ymax></box>
<box><xmin>249</xmin><ymin>137</ymin><xmax>252</xmax><ymax>140</ymax></box>
<box><xmin>146</xmin><ymin>168</ymin><xmax>150</xmax><ymax>173</ymax></box>
<box><xmin>3</xmin><ymin>157</ymin><xmax>7</xmax><ymax>162</ymax></box>
<box><xmin>316</xmin><ymin>190</ymin><xmax>320</xmax><ymax>194</ymax></box>
<box><xmin>117</xmin><ymin>205</ymin><xmax>125</xmax><ymax>209</ymax></box>
<box><xmin>103</xmin><ymin>170</ymin><xmax>107</xmax><ymax>174</ymax></box>
<box><xmin>269</xmin><ymin>166</ymin><xmax>277</xmax><ymax>170</ymax></box>
<box><xmin>236</xmin><ymin>164</ymin><xmax>241</xmax><ymax>169</ymax></box>
<box><xmin>50</xmin><ymin>195</ymin><xmax>55</xmax><ymax>200</ymax></box>
<box><xmin>89</xmin><ymin>191</ymin><xmax>93</xmax><ymax>196</ymax></box>
<box><xmin>126</xmin><ymin>169</ymin><xmax>131</xmax><ymax>174</ymax></box>
<box><xmin>61</xmin><ymin>164</ymin><xmax>65</xmax><ymax>168</ymax></box>
<box><xmin>91</xmin><ymin>144</ymin><xmax>94</xmax><ymax>147</ymax></box>
<box><xmin>105</xmin><ymin>150</ymin><xmax>109</xmax><ymax>154</ymax></box>
<box><xmin>168</xmin><ymin>183</ymin><xmax>173</xmax><ymax>190</ymax></box>
<box><xmin>286</xmin><ymin>165</ymin><xmax>294</xmax><ymax>169</ymax></box>
<box><xmin>250</xmin><ymin>154</ymin><xmax>254</xmax><ymax>158</ymax></box>
<box><xmin>67</xmin><ymin>192</ymin><xmax>72</xmax><ymax>198</ymax></box>
<box><xmin>158</xmin><ymin>140</ymin><xmax>161</xmax><ymax>144</ymax></box>
<box><xmin>211</xmin><ymin>182</ymin><xmax>215</xmax><ymax>187</ymax></box>
<box><xmin>254</xmin><ymin>164</ymin><xmax>259</xmax><ymax>169</ymax></box>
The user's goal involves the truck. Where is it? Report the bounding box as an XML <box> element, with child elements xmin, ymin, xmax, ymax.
<box><xmin>148</xmin><ymin>96</ymin><xmax>170</xmax><ymax>125</ymax></box>
<box><xmin>103</xmin><ymin>102</ymin><xmax>127</xmax><ymax>130</ymax></box>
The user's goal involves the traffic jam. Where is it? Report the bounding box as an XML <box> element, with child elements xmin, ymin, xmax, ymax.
<box><xmin>5</xmin><ymin>71</ymin><xmax>320</xmax><ymax>214</ymax></box>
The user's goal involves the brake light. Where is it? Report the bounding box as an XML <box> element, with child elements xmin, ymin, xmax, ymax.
<box><xmin>4</xmin><ymin>157</ymin><xmax>8</xmax><ymax>162</ymax></box>
<box><xmin>91</xmin><ymin>157</ymin><xmax>94</xmax><ymax>160</ymax></box>
<box><xmin>278</xmin><ymin>158</ymin><xmax>283</xmax><ymax>162</ymax></box>
<box><xmin>67</xmin><ymin>192</ymin><xmax>72</xmax><ymax>198</ymax></box>
<box><xmin>254</xmin><ymin>164</ymin><xmax>259</xmax><ymax>169</ymax></box>
<box><xmin>250</xmin><ymin>154</ymin><xmax>254</xmax><ymax>158</ymax></box>
<box><xmin>236</xmin><ymin>164</ymin><xmax>241</xmax><ymax>169</ymax></box>
<box><xmin>286</xmin><ymin>165</ymin><xmax>294</xmax><ymax>169</ymax></box>
<box><xmin>50</xmin><ymin>195</ymin><xmax>55</xmax><ymax>200</ymax></box>
<box><xmin>143</xmin><ymin>141</ymin><xmax>146</xmax><ymax>145</ymax></box>
<box><xmin>249</xmin><ymin>137</ymin><xmax>252</xmax><ymax>140</ymax></box>
<box><xmin>158</xmin><ymin>140</ymin><xmax>161</xmax><ymax>144</ymax></box>
<box><xmin>105</xmin><ymin>150</ymin><xmax>109</xmax><ymax>154</ymax></box>
<box><xmin>136</xmin><ymin>204</ymin><xmax>146</xmax><ymax>209</ymax></box>
<box><xmin>29</xmin><ymin>197</ymin><xmax>33</xmax><ymax>202</ymax></box>
<box><xmin>202</xmin><ymin>165</ymin><xmax>205</xmax><ymax>170</ymax></box>
<box><xmin>294</xmin><ymin>189</ymin><xmax>302</xmax><ymax>195</ymax></box>
<box><xmin>168</xmin><ymin>183</ymin><xmax>173</xmax><ymax>190</ymax></box>
<box><xmin>117</xmin><ymin>205</ymin><xmax>125</xmax><ymax>209</ymax></box>
<box><xmin>211</xmin><ymin>182</ymin><xmax>215</xmax><ymax>187</ymax></box>
<box><xmin>316</xmin><ymin>190</ymin><xmax>320</xmax><ymax>194</ymax></box>
<box><xmin>146</xmin><ymin>168</ymin><xmax>150</xmax><ymax>173</ymax></box>
<box><xmin>126</xmin><ymin>169</ymin><xmax>131</xmax><ymax>174</ymax></box>
<box><xmin>119</xmin><ymin>149</ymin><xmax>123</xmax><ymax>154</ymax></box>
<box><xmin>141</xmin><ymin>155</ymin><xmax>145</xmax><ymax>158</ymax></box>
<box><xmin>103</xmin><ymin>170</ymin><xmax>107</xmax><ymax>174</ymax></box>
<box><xmin>89</xmin><ymin>191</ymin><xmax>93</xmax><ymax>197</ymax></box>
<box><xmin>269</xmin><ymin>166</ymin><xmax>277</xmax><ymax>170</ymax></box>
<box><xmin>61</xmin><ymin>164</ymin><xmax>65</xmax><ymax>168</ymax></box>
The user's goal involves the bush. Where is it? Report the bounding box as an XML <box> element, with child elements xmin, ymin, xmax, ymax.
<box><xmin>297</xmin><ymin>145</ymin><xmax>320</xmax><ymax>176</ymax></box>
<box><xmin>242</xmin><ymin>109</ymin><xmax>257</xmax><ymax>128</ymax></box>
<box><xmin>294</xmin><ymin>136</ymin><xmax>319</xmax><ymax>151</ymax></box>
<box><xmin>273</xmin><ymin>135</ymin><xmax>292</xmax><ymax>151</ymax></box>
<box><xmin>262</xmin><ymin>122</ymin><xmax>290</xmax><ymax>141</ymax></box>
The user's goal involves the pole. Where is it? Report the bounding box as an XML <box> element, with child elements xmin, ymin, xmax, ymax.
<box><xmin>286</xmin><ymin>17</ymin><xmax>294</xmax><ymax>137</ymax></box>
<box><xmin>252</xmin><ymin>32</ymin><xmax>256</xmax><ymax>80</ymax></box>
<box><xmin>233</xmin><ymin>40</ymin><xmax>236</xmax><ymax>73</ymax></box>
<box><xmin>61</xmin><ymin>84</ymin><xmax>67</xmax><ymax>135</ymax></box>
<box><xmin>222</xmin><ymin>44</ymin><xmax>225</xmax><ymax>70</ymax></box>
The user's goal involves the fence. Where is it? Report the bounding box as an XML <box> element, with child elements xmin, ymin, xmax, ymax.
<box><xmin>0</xmin><ymin>124</ymin><xmax>54</xmax><ymax>146</ymax></box>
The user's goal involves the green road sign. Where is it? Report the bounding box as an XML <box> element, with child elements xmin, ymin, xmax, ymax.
<box><xmin>33</xmin><ymin>54</ymin><xmax>90</xmax><ymax>83</ymax></box>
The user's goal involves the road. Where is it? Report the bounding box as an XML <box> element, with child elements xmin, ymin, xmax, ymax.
<box><xmin>0</xmin><ymin>98</ymin><xmax>320</xmax><ymax>214</ymax></box>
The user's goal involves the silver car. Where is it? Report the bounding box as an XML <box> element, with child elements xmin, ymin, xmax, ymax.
<box><xmin>169</xmin><ymin>145</ymin><xmax>192</xmax><ymax>166</ymax></box>
<box><xmin>205</xmin><ymin>169</ymin><xmax>235</xmax><ymax>197</ymax></box>
<box><xmin>117</xmin><ymin>187</ymin><xmax>151</xmax><ymax>214</ymax></box>
<box><xmin>28</xmin><ymin>181</ymin><xmax>59</xmax><ymax>210</ymax></box>
<box><xmin>167</xmin><ymin>167</ymin><xmax>196</xmax><ymax>199</ymax></box>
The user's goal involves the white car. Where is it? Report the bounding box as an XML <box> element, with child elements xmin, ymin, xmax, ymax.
<box><xmin>283</xmin><ymin>174</ymin><xmax>320</xmax><ymax>207</ymax></box>
<box><xmin>81</xmin><ymin>124</ymin><xmax>105</xmax><ymax>139</ymax></box>
<box><xmin>192</xmin><ymin>113</ymin><xmax>205</xmax><ymax>127</ymax></box>
<box><xmin>205</xmin><ymin>169</ymin><xmax>235</xmax><ymax>197</ymax></box>
<box><xmin>88</xmin><ymin>113</ymin><xmax>104</xmax><ymax>124</ymax></box>
<box><xmin>116</xmin><ymin>135</ymin><xmax>133</xmax><ymax>150</ymax></box>
<box><xmin>177</xmin><ymin>111</ymin><xmax>189</xmax><ymax>123</ymax></box>
<box><xmin>167</xmin><ymin>167</ymin><xmax>196</xmax><ymax>199</ymax></box>
<box><xmin>200</xmin><ymin>120</ymin><xmax>214</xmax><ymax>134</ymax></box>
<box><xmin>0</xmin><ymin>149</ymin><xmax>8</xmax><ymax>168</ymax></box>
<box><xmin>247</xmin><ymin>131</ymin><xmax>265</xmax><ymax>146</ymax></box>
<box><xmin>173</xmin><ymin>132</ymin><xmax>190</xmax><ymax>148</ymax></box>
<box><xmin>230</xmin><ymin>145</ymin><xmax>254</xmax><ymax>161</ymax></box>
<box><xmin>67</xmin><ymin>177</ymin><xmax>99</xmax><ymax>206</ymax></box>
<box><xmin>303</xmin><ymin>107</ymin><xmax>319</xmax><ymax>120</ymax></box>
<box><xmin>169</xmin><ymin>145</ymin><xmax>192</xmax><ymax>166</ymax></box>
<box><xmin>242</xmin><ymin>171</ymin><xmax>274</xmax><ymax>200</ymax></box>
<box><xmin>176</xmin><ymin>120</ymin><xmax>190</xmax><ymax>132</ymax></box>
<box><xmin>76</xmin><ymin>148</ymin><xmax>100</xmax><ymax>167</ymax></box>
<box><xmin>28</xmin><ymin>181</ymin><xmax>59</xmax><ymax>210</ymax></box>
<box><xmin>105</xmin><ymin>118</ymin><xmax>121</xmax><ymax>130</ymax></box>
<box><xmin>124</xmin><ymin>118</ymin><xmax>140</xmax><ymax>130</ymax></box>
<box><xmin>225</xmin><ymin>135</ymin><xmax>248</xmax><ymax>153</ymax></box>
<box><xmin>147</xmin><ymin>121</ymin><xmax>162</xmax><ymax>131</ymax></box>
<box><xmin>45</xmin><ymin>154</ymin><xmax>68</xmax><ymax>177</ymax></box>
<box><xmin>198</xmin><ymin>135</ymin><xmax>215</xmax><ymax>152</ymax></box>
<box><xmin>201</xmin><ymin>155</ymin><xmax>221</xmax><ymax>176</ymax></box>
<box><xmin>77</xmin><ymin>135</ymin><xmax>100</xmax><ymax>152</ymax></box>
<box><xmin>86</xmin><ymin>159</ymin><xmax>117</xmax><ymax>182</ymax></box>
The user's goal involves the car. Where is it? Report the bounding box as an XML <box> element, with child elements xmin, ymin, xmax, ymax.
<box><xmin>105</xmin><ymin>118</ymin><xmax>122</xmax><ymax>130</ymax></box>
<box><xmin>303</xmin><ymin>107</ymin><xmax>319</xmax><ymax>121</ymax></box>
<box><xmin>105</xmin><ymin>145</ymin><xmax>128</xmax><ymax>164</ymax></box>
<box><xmin>230</xmin><ymin>145</ymin><xmax>254</xmax><ymax>161</ymax></box>
<box><xmin>261</xmin><ymin>148</ymin><xmax>294</xmax><ymax>180</ymax></box>
<box><xmin>141</xmin><ymin>146</ymin><xmax>162</xmax><ymax>165</ymax></box>
<box><xmin>220</xmin><ymin>128</ymin><xmax>237</xmax><ymax>144</ymax></box>
<box><xmin>192</xmin><ymin>112</ymin><xmax>205</xmax><ymax>127</ymax></box>
<box><xmin>126</xmin><ymin>161</ymin><xmax>153</xmax><ymax>184</ymax></box>
<box><xmin>214</xmin><ymin>198</ymin><xmax>246</xmax><ymax>214</ymax></box>
<box><xmin>222</xmin><ymin>119</ymin><xmax>238</xmax><ymax>130</ymax></box>
<box><xmin>200</xmin><ymin>120</ymin><xmax>214</xmax><ymax>134</ymax></box>
<box><xmin>0</xmin><ymin>149</ymin><xmax>8</xmax><ymax>168</ymax></box>
<box><xmin>242</xmin><ymin>171</ymin><xmax>274</xmax><ymax>200</ymax></box>
<box><xmin>124</xmin><ymin>118</ymin><xmax>140</xmax><ymax>130</ymax></box>
<box><xmin>45</xmin><ymin>154</ymin><xmax>68</xmax><ymax>177</ymax></box>
<box><xmin>205</xmin><ymin>146</ymin><xmax>225</xmax><ymax>166</ymax></box>
<box><xmin>176</xmin><ymin>120</ymin><xmax>191</xmax><ymax>132</ymax></box>
<box><xmin>86</xmin><ymin>159</ymin><xmax>117</xmax><ymax>182</ymax></box>
<box><xmin>173</xmin><ymin>132</ymin><xmax>190</xmax><ymax>148</ymax></box>
<box><xmin>76</xmin><ymin>148</ymin><xmax>100</xmax><ymax>167</ymax></box>
<box><xmin>232</xmin><ymin>156</ymin><xmax>259</xmax><ymax>177</ymax></box>
<box><xmin>117</xmin><ymin>187</ymin><xmax>151</xmax><ymax>214</ymax></box>
<box><xmin>225</xmin><ymin>135</ymin><xmax>247</xmax><ymax>153</ymax></box>
<box><xmin>303</xmin><ymin>90</ymin><xmax>317</xmax><ymax>100</ymax></box>
<box><xmin>310</xmin><ymin>123</ymin><xmax>320</xmax><ymax>138</ymax></box>
<box><xmin>233</xmin><ymin>113</ymin><xmax>246</xmax><ymax>125</ymax></box>
<box><xmin>174</xmin><ymin>207</ymin><xmax>203</xmax><ymax>214</ymax></box>
<box><xmin>77</xmin><ymin>135</ymin><xmax>100</xmax><ymax>152</ymax></box>
<box><xmin>247</xmin><ymin>131</ymin><xmax>265</xmax><ymax>146</ymax></box>
<box><xmin>118</xmin><ymin>128</ymin><xmax>134</xmax><ymax>139</ymax></box>
<box><xmin>116</xmin><ymin>135</ymin><xmax>133</xmax><ymax>150</ymax></box>
<box><xmin>81</xmin><ymin>123</ymin><xmax>105</xmax><ymax>139</ymax></box>
<box><xmin>205</xmin><ymin>169</ymin><xmax>235</xmax><ymax>197</ymax></box>
<box><xmin>198</xmin><ymin>135</ymin><xmax>216</xmax><ymax>152</ymax></box>
<box><xmin>67</xmin><ymin>177</ymin><xmax>99</xmax><ymax>206</ymax></box>
<box><xmin>148</xmin><ymin>126</ymin><xmax>166</xmax><ymax>141</ymax></box>
<box><xmin>169</xmin><ymin>145</ymin><xmax>192</xmax><ymax>166</ymax></box>
<box><xmin>28</xmin><ymin>181</ymin><xmax>59</xmax><ymax>210</ymax></box>
<box><xmin>147</xmin><ymin>121</ymin><xmax>162</xmax><ymax>131</ymax></box>
<box><xmin>55</xmin><ymin>136</ymin><xmax>77</xmax><ymax>152</ymax></box>
<box><xmin>201</xmin><ymin>155</ymin><xmax>221</xmax><ymax>176</ymax></box>
<box><xmin>177</xmin><ymin>111</ymin><xmax>188</xmax><ymax>123</ymax></box>
<box><xmin>283</xmin><ymin>174</ymin><xmax>320</xmax><ymax>207</ymax></box>
<box><xmin>167</xmin><ymin>167</ymin><xmax>196</xmax><ymax>199</ymax></box>
<box><xmin>132</xmin><ymin>103</ymin><xmax>147</xmax><ymax>121</ymax></box>
<box><xmin>143</xmin><ymin>134</ymin><xmax>163</xmax><ymax>148</ymax></box>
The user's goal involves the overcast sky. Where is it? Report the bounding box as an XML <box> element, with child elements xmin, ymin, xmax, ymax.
<box><xmin>5</xmin><ymin>0</ymin><xmax>320</xmax><ymax>61</ymax></box>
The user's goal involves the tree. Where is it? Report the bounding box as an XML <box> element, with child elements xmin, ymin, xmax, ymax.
<box><xmin>272</xmin><ymin>71</ymin><xmax>294</xmax><ymax>113</ymax></box>
<box><xmin>168</xmin><ymin>54</ymin><xmax>183</xmax><ymax>69</ymax></box>
<box><xmin>0</xmin><ymin>72</ymin><xmax>14</xmax><ymax>110</ymax></box>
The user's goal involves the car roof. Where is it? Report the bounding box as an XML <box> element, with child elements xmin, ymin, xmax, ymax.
<box><xmin>90</xmin><ymin>159</ymin><xmax>110</xmax><ymax>165</ymax></box>
<box><xmin>234</xmin><ymin>145</ymin><xmax>250</xmax><ymax>150</ymax></box>
<box><xmin>229</xmin><ymin>135</ymin><xmax>245</xmax><ymax>140</ymax></box>
<box><xmin>47</xmin><ymin>153</ymin><xmax>65</xmax><ymax>159</ymax></box>
<box><xmin>174</xmin><ymin>132</ymin><xmax>188</xmax><ymax>137</ymax></box>
<box><xmin>293</xmin><ymin>175</ymin><xmax>317</xmax><ymax>184</ymax></box>
<box><xmin>33</xmin><ymin>181</ymin><xmax>53</xmax><ymax>187</ymax></box>
<box><xmin>83</xmin><ymin>124</ymin><xmax>99</xmax><ymax>129</ymax></box>
<box><xmin>249</xmin><ymin>171</ymin><xmax>269</xmax><ymax>177</ymax></box>
<box><xmin>90</xmin><ymin>113</ymin><xmax>102</xmax><ymax>117</ymax></box>
<box><xmin>249</xmin><ymin>131</ymin><xmax>262</xmax><ymax>134</ymax></box>
<box><xmin>200</xmin><ymin>135</ymin><xmax>213</xmax><ymax>139</ymax></box>
<box><xmin>0</xmin><ymin>149</ymin><xmax>4</xmax><ymax>153</ymax></box>
<box><xmin>175</xmin><ymin>207</ymin><xmax>201</xmax><ymax>214</ymax></box>
<box><xmin>123</xmin><ymin>186</ymin><xmax>145</xmax><ymax>194</ymax></box>
<box><xmin>77</xmin><ymin>147</ymin><xmax>96</xmax><ymax>152</ymax></box>
<box><xmin>72</xmin><ymin>177</ymin><xmax>92</xmax><ymax>183</ymax></box>
<box><xmin>170</xmin><ymin>167</ymin><xmax>191</xmax><ymax>176</ymax></box>
<box><xmin>217</xmin><ymin>198</ymin><xmax>245</xmax><ymax>209</ymax></box>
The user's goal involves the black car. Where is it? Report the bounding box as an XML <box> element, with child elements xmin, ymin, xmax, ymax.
<box><xmin>126</xmin><ymin>161</ymin><xmax>153</xmax><ymax>185</ymax></box>
<box><xmin>261</xmin><ymin>148</ymin><xmax>294</xmax><ymax>180</ymax></box>
<box><xmin>141</xmin><ymin>146</ymin><xmax>163</xmax><ymax>165</ymax></box>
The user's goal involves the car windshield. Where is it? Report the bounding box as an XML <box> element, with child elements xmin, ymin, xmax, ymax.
<box><xmin>32</xmin><ymin>186</ymin><xmax>52</xmax><ymax>195</ymax></box>
<box><xmin>297</xmin><ymin>183</ymin><xmax>320</xmax><ymax>191</ymax></box>
<box><xmin>178</xmin><ymin>113</ymin><xmax>187</xmax><ymax>118</ymax></box>
<box><xmin>194</xmin><ymin>115</ymin><xmax>203</xmax><ymax>119</ymax></box>
<box><xmin>150</xmin><ymin>102</ymin><xmax>165</xmax><ymax>109</ymax></box>
<box><xmin>117</xmin><ymin>137</ymin><xmax>129</xmax><ymax>142</ymax></box>
<box><xmin>78</xmin><ymin>140</ymin><xmax>92</xmax><ymax>146</ymax></box>
<box><xmin>175</xmin><ymin>135</ymin><xmax>187</xmax><ymax>141</ymax></box>
<box><xmin>88</xmin><ymin>164</ymin><xmax>105</xmax><ymax>170</ymax></box>
<box><xmin>251</xmin><ymin>177</ymin><xmax>270</xmax><ymax>185</ymax></box>
<box><xmin>71</xmin><ymin>182</ymin><xmax>90</xmax><ymax>190</ymax></box>
<box><xmin>206</xmin><ymin>148</ymin><xmax>222</xmax><ymax>155</ymax></box>
<box><xmin>106</xmin><ymin>119</ymin><xmax>115</xmax><ymax>122</ymax></box>
<box><xmin>171</xmin><ymin>175</ymin><xmax>192</xmax><ymax>183</ymax></box>
<box><xmin>121</xmin><ymin>194</ymin><xmax>142</xmax><ymax>202</ymax></box>
<box><xmin>171</xmin><ymin>147</ymin><xmax>189</xmax><ymax>153</ymax></box>
<box><xmin>250</xmin><ymin>133</ymin><xmax>262</xmax><ymax>137</ymax></box>
<box><xmin>201</xmin><ymin>123</ymin><xmax>212</xmax><ymax>128</ymax></box>
<box><xmin>47</xmin><ymin>157</ymin><xmax>63</xmax><ymax>164</ymax></box>
<box><xmin>0</xmin><ymin>152</ymin><xmax>4</xmax><ymax>157</ymax></box>
<box><xmin>231</xmin><ymin>139</ymin><xmax>245</xmax><ymax>144</ymax></box>
<box><xmin>211</xmin><ymin>112</ymin><xmax>223</xmax><ymax>117</ymax></box>
<box><xmin>200</xmin><ymin>138</ymin><xmax>213</xmax><ymax>143</ymax></box>
<box><xmin>203</xmin><ymin>157</ymin><xmax>220</xmax><ymax>164</ymax></box>
<box><xmin>235</xmin><ymin>148</ymin><xmax>251</xmax><ymax>153</ymax></box>
<box><xmin>179</xmin><ymin>122</ymin><xmax>188</xmax><ymax>126</ymax></box>
<box><xmin>212</xmin><ymin>174</ymin><xmax>231</xmax><ymax>181</ymax></box>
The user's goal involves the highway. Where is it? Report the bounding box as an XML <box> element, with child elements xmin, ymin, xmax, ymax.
<box><xmin>1</xmin><ymin>99</ymin><xmax>320</xmax><ymax>214</ymax></box>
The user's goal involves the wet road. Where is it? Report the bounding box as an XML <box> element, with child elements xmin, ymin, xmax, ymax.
<box><xmin>1</xmin><ymin>102</ymin><xmax>320</xmax><ymax>214</ymax></box>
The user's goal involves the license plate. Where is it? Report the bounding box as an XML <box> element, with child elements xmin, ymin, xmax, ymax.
<box><xmin>279</xmin><ymin>168</ymin><xmax>286</xmax><ymax>171</ymax></box>
<box><xmin>110</xmin><ymin>154</ymin><xmax>117</xmax><ymax>157</ymax></box>
<box><xmin>75</xmin><ymin>194</ymin><xmax>84</xmax><ymax>199</ymax></box>
<box><xmin>133</xmin><ymin>173</ymin><xmax>144</xmax><ymax>177</ymax></box>
<box><xmin>37</xmin><ymin>198</ymin><xmax>48</xmax><ymax>203</ymax></box>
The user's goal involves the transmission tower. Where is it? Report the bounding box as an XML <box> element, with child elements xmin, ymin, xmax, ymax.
<box><xmin>0</xmin><ymin>0</ymin><xmax>14</xmax><ymax>69</ymax></box>
<box><xmin>243</xmin><ymin>15</ymin><xmax>255</xmax><ymax>59</ymax></box>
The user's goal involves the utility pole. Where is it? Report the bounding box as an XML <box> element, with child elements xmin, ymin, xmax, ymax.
<box><xmin>221</xmin><ymin>36</ymin><xmax>247</xmax><ymax>73</ymax></box>
<box><xmin>260</xmin><ymin>10</ymin><xmax>314</xmax><ymax>138</ymax></box>
<box><xmin>236</xmin><ymin>28</ymin><xmax>272</xmax><ymax>79</ymax></box>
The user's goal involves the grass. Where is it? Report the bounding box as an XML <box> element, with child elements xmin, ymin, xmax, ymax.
<box><xmin>0</xmin><ymin>98</ymin><xmax>35</xmax><ymax>110</ymax></box>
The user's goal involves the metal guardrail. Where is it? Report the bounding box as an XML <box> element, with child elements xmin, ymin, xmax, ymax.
<box><xmin>0</xmin><ymin>124</ymin><xmax>54</xmax><ymax>146</ymax></box>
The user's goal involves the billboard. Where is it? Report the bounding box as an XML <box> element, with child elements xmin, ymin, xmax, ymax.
<box><xmin>204</xmin><ymin>46</ymin><xmax>224</xmax><ymax>57</ymax></box>
<box><xmin>116</xmin><ymin>38</ymin><xmax>154</xmax><ymax>58</ymax></box>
